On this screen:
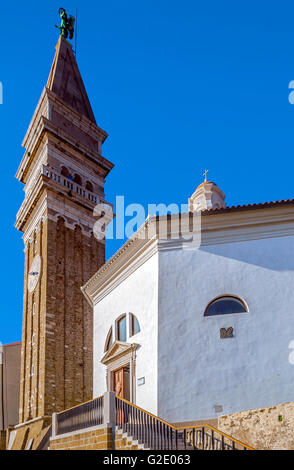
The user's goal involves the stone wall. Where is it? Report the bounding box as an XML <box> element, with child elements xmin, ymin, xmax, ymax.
<box><xmin>50</xmin><ymin>426</ymin><xmax>143</xmax><ymax>450</ymax></box>
<box><xmin>218</xmin><ymin>402</ymin><xmax>294</xmax><ymax>450</ymax></box>
<box><xmin>50</xmin><ymin>425</ymin><xmax>112</xmax><ymax>450</ymax></box>
<box><xmin>0</xmin><ymin>431</ymin><xmax>6</xmax><ymax>450</ymax></box>
<box><xmin>9</xmin><ymin>418</ymin><xmax>51</xmax><ymax>450</ymax></box>
<box><xmin>115</xmin><ymin>429</ymin><xmax>140</xmax><ymax>450</ymax></box>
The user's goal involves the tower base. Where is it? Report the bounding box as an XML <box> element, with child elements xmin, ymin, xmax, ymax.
<box><xmin>7</xmin><ymin>416</ymin><xmax>51</xmax><ymax>450</ymax></box>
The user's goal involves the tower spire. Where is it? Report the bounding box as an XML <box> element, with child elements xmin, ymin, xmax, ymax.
<box><xmin>47</xmin><ymin>36</ymin><xmax>96</xmax><ymax>124</ymax></box>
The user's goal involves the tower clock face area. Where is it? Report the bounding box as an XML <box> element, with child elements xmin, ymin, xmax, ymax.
<box><xmin>28</xmin><ymin>255</ymin><xmax>42</xmax><ymax>293</ymax></box>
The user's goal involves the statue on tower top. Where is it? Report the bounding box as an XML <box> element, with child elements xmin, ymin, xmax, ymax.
<box><xmin>55</xmin><ymin>8</ymin><xmax>75</xmax><ymax>40</ymax></box>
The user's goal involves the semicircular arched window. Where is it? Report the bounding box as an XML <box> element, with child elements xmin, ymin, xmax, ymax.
<box><xmin>130</xmin><ymin>313</ymin><xmax>140</xmax><ymax>337</ymax></box>
<box><xmin>204</xmin><ymin>296</ymin><xmax>248</xmax><ymax>317</ymax></box>
<box><xmin>104</xmin><ymin>327</ymin><xmax>113</xmax><ymax>352</ymax></box>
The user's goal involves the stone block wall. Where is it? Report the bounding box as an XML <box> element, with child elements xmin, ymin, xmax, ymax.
<box><xmin>9</xmin><ymin>417</ymin><xmax>51</xmax><ymax>450</ymax></box>
<box><xmin>50</xmin><ymin>426</ymin><xmax>143</xmax><ymax>450</ymax></box>
<box><xmin>50</xmin><ymin>425</ymin><xmax>113</xmax><ymax>450</ymax></box>
<box><xmin>115</xmin><ymin>430</ymin><xmax>140</xmax><ymax>450</ymax></box>
<box><xmin>218</xmin><ymin>401</ymin><xmax>294</xmax><ymax>450</ymax></box>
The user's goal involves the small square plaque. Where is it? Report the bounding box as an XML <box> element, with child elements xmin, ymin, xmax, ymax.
<box><xmin>220</xmin><ymin>327</ymin><xmax>233</xmax><ymax>339</ymax></box>
<box><xmin>214</xmin><ymin>405</ymin><xmax>223</xmax><ymax>413</ymax></box>
<box><xmin>137</xmin><ymin>377</ymin><xmax>145</xmax><ymax>386</ymax></box>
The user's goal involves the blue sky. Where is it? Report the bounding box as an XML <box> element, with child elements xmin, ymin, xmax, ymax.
<box><xmin>1</xmin><ymin>1</ymin><xmax>294</xmax><ymax>343</ymax></box>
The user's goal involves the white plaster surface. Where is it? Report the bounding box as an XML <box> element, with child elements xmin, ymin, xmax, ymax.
<box><xmin>93</xmin><ymin>254</ymin><xmax>159</xmax><ymax>415</ymax></box>
<box><xmin>93</xmin><ymin>231</ymin><xmax>294</xmax><ymax>423</ymax></box>
<box><xmin>157</xmin><ymin>235</ymin><xmax>294</xmax><ymax>422</ymax></box>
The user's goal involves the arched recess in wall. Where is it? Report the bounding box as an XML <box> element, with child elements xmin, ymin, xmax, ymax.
<box><xmin>85</xmin><ymin>181</ymin><xmax>94</xmax><ymax>192</ymax></box>
<box><xmin>56</xmin><ymin>215</ymin><xmax>66</xmax><ymax>227</ymax></box>
<box><xmin>61</xmin><ymin>166</ymin><xmax>70</xmax><ymax>178</ymax></box>
<box><xmin>73</xmin><ymin>223</ymin><xmax>83</xmax><ymax>232</ymax></box>
<box><xmin>74</xmin><ymin>173</ymin><xmax>83</xmax><ymax>186</ymax></box>
<box><xmin>204</xmin><ymin>295</ymin><xmax>248</xmax><ymax>317</ymax></box>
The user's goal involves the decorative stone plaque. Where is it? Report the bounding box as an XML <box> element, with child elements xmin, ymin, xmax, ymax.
<box><xmin>220</xmin><ymin>327</ymin><xmax>233</xmax><ymax>339</ymax></box>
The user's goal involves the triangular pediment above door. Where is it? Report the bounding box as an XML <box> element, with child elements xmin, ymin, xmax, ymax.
<box><xmin>101</xmin><ymin>341</ymin><xmax>139</xmax><ymax>366</ymax></box>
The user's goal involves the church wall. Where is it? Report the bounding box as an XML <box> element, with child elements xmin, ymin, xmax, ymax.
<box><xmin>93</xmin><ymin>253</ymin><xmax>159</xmax><ymax>415</ymax></box>
<box><xmin>157</xmin><ymin>234</ymin><xmax>294</xmax><ymax>422</ymax></box>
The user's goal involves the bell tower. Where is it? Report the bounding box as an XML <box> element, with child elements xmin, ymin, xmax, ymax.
<box><xmin>15</xmin><ymin>37</ymin><xmax>114</xmax><ymax>425</ymax></box>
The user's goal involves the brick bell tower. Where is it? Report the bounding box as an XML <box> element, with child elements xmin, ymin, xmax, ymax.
<box><xmin>15</xmin><ymin>37</ymin><xmax>114</xmax><ymax>426</ymax></box>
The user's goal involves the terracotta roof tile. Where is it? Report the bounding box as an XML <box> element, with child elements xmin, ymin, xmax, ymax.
<box><xmin>201</xmin><ymin>198</ymin><xmax>294</xmax><ymax>215</ymax></box>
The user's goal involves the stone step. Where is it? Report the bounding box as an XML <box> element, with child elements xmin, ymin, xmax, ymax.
<box><xmin>115</xmin><ymin>427</ymin><xmax>149</xmax><ymax>450</ymax></box>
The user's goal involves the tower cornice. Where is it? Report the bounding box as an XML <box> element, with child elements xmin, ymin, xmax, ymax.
<box><xmin>16</xmin><ymin>89</ymin><xmax>113</xmax><ymax>184</ymax></box>
<box><xmin>15</xmin><ymin>164</ymin><xmax>110</xmax><ymax>234</ymax></box>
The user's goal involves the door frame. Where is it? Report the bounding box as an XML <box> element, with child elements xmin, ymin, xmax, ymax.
<box><xmin>101</xmin><ymin>341</ymin><xmax>138</xmax><ymax>404</ymax></box>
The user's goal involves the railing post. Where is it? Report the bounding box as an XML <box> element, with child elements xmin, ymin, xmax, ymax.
<box><xmin>103</xmin><ymin>392</ymin><xmax>116</xmax><ymax>427</ymax></box>
<box><xmin>52</xmin><ymin>413</ymin><xmax>58</xmax><ymax>438</ymax></box>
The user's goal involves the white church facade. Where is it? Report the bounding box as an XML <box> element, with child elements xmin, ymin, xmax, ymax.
<box><xmin>82</xmin><ymin>181</ymin><xmax>294</xmax><ymax>425</ymax></box>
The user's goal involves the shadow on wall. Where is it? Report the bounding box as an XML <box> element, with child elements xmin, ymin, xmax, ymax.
<box><xmin>199</xmin><ymin>237</ymin><xmax>294</xmax><ymax>272</ymax></box>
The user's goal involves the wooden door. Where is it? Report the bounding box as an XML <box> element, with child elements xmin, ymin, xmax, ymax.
<box><xmin>114</xmin><ymin>367</ymin><xmax>124</xmax><ymax>398</ymax></box>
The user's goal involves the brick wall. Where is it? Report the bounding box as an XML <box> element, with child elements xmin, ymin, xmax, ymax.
<box><xmin>9</xmin><ymin>418</ymin><xmax>51</xmax><ymax>450</ymax></box>
<box><xmin>50</xmin><ymin>425</ymin><xmax>112</xmax><ymax>450</ymax></box>
<box><xmin>19</xmin><ymin>214</ymin><xmax>105</xmax><ymax>423</ymax></box>
<box><xmin>218</xmin><ymin>401</ymin><xmax>294</xmax><ymax>450</ymax></box>
<box><xmin>50</xmin><ymin>426</ymin><xmax>143</xmax><ymax>451</ymax></box>
<box><xmin>0</xmin><ymin>431</ymin><xmax>6</xmax><ymax>450</ymax></box>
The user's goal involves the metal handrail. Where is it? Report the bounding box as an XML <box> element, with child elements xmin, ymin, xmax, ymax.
<box><xmin>115</xmin><ymin>396</ymin><xmax>254</xmax><ymax>450</ymax></box>
<box><xmin>56</xmin><ymin>395</ymin><xmax>104</xmax><ymax>436</ymax></box>
<box><xmin>50</xmin><ymin>392</ymin><xmax>254</xmax><ymax>450</ymax></box>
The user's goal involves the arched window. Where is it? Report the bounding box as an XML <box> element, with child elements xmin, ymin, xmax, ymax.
<box><xmin>104</xmin><ymin>313</ymin><xmax>142</xmax><ymax>351</ymax></box>
<box><xmin>74</xmin><ymin>174</ymin><xmax>83</xmax><ymax>186</ymax></box>
<box><xmin>86</xmin><ymin>181</ymin><xmax>94</xmax><ymax>193</ymax></box>
<box><xmin>104</xmin><ymin>327</ymin><xmax>113</xmax><ymax>352</ymax></box>
<box><xmin>130</xmin><ymin>313</ymin><xmax>140</xmax><ymax>337</ymax></box>
<box><xmin>204</xmin><ymin>296</ymin><xmax>248</xmax><ymax>317</ymax></box>
<box><xmin>117</xmin><ymin>315</ymin><xmax>127</xmax><ymax>342</ymax></box>
<box><xmin>61</xmin><ymin>166</ymin><xmax>70</xmax><ymax>178</ymax></box>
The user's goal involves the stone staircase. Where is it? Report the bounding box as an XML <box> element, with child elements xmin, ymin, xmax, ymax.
<box><xmin>115</xmin><ymin>427</ymin><xmax>149</xmax><ymax>450</ymax></box>
<box><xmin>115</xmin><ymin>395</ymin><xmax>254</xmax><ymax>450</ymax></box>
